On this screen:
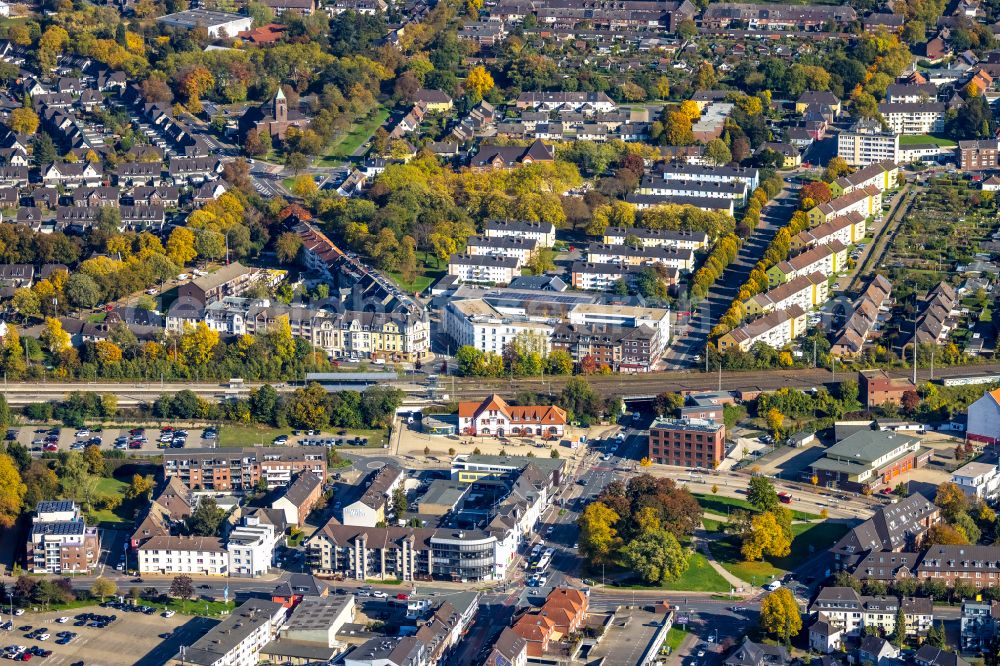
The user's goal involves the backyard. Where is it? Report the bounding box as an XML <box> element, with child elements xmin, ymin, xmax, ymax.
<box><xmin>89</xmin><ymin>476</ymin><xmax>131</xmax><ymax>525</ymax></box>
<box><xmin>387</xmin><ymin>249</ymin><xmax>447</xmax><ymax>294</ymax></box>
<box><xmin>707</xmin><ymin>521</ymin><xmax>849</xmax><ymax>584</ymax></box>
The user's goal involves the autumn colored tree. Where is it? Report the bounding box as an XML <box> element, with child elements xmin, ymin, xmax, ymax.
<box><xmin>760</xmin><ymin>588</ymin><xmax>802</xmax><ymax>644</ymax></box>
<box><xmin>179</xmin><ymin>66</ymin><xmax>215</xmax><ymax>113</ymax></box>
<box><xmin>741</xmin><ymin>511</ymin><xmax>792</xmax><ymax>560</ymax></box>
<box><xmin>9</xmin><ymin>108</ymin><xmax>38</xmax><ymax>134</ymax></box>
<box><xmin>577</xmin><ymin>501</ymin><xmax>620</xmax><ymax>565</ymax></box>
<box><xmin>167</xmin><ymin>227</ymin><xmax>197</xmax><ymax>266</ymax></box>
<box><xmin>0</xmin><ymin>453</ymin><xmax>25</xmax><ymax>527</ymax></box>
<box><xmin>41</xmin><ymin>318</ymin><xmax>70</xmax><ymax>353</ymax></box>
<box><xmin>465</xmin><ymin>65</ymin><xmax>494</xmax><ymax>102</ymax></box>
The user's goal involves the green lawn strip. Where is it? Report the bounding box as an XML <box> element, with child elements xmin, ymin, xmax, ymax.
<box><xmin>898</xmin><ymin>134</ymin><xmax>956</xmax><ymax>147</ymax></box>
<box><xmin>88</xmin><ymin>477</ymin><xmax>132</xmax><ymax>524</ymax></box>
<box><xmin>318</xmin><ymin>106</ymin><xmax>390</xmax><ymax>165</ymax></box>
<box><xmin>218</xmin><ymin>424</ymin><xmax>289</xmax><ymax>447</ymax></box>
<box><xmin>150</xmin><ymin>597</ymin><xmax>235</xmax><ymax>616</ymax></box>
<box><xmin>708</xmin><ymin>522</ymin><xmax>850</xmax><ymax>583</ymax></box>
<box><xmin>692</xmin><ymin>493</ymin><xmax>820</xmax><ymax>521</ymax></box>
<box><xmin>665</xmin><ymin>626</ymin><xmax>688</xmax><ymax>651</ymax></box>
<box><xmin>702</xmin><ymin>517</ymin><xmax>724</xmax><ymax>533</ymax></box>
<box><xmin>614</xmin><ymin>552</ymin><xmax>731</xmax><ymax>593</ymax></box>
<box><xmin>387</xmin><ymin>250</ymin><xmax>446</xmax><ymax>294</ymax></box>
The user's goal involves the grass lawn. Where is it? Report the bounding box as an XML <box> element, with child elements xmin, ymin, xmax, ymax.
<box><xmin>702</xmin><ymin>517</ymin><xmax>724</xmax><ymax>533</ymax></box>
<box><xmin>665</xmin><ymin>626</ymin><xmax>688</xmax><ymax>652</ymax></box>
<box><xmin>692</xmin><ymin>493</ymin><xmax>820</xmax><ymax>521</ymax></box>
<box><xmin>387</xmin><ymin>250</ymin><xmax>446</xmax><ymax>294</ymax></box>
<box><xmin>616</xmin><ymin>552</ymin><xmax>731</xmax><ymax>593</ymax></box>
<box><xmin>87</xmin><ymin>313</ymin><xmax>107</xmax><ymax>324</ymax></box>
<box><xmin>317</xmin><ymin>105</ymin><xmax>391</xmax><ymax>166</ymax></box>
<box><xmin>219</xmin><ymin>424</ymin><xmax>389</xmax><ymax>449</ymax></box>
<box><xmin>148</xmin><ymin>597</ymin><xmax>235</xmax><ymax>617</ymax></box>
<box><xmin>898</xmin><ymin>134</ymin><xmax>957</xmax><ymax>147</ymax></box>
<box><xmin>88</xmin><ymin>477</ymin><xmax>132</xmax><ymax>524</ymax></box>
<box><xmin>708</xmin><ymin>522</ymin><xmax>850</xmax><ymax>584</ymax></box>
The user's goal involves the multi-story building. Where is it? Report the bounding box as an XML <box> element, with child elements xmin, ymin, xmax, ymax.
<box><xmin>227</xmin><ymin>517</ymin><xmax>279</xmax><ymax>578</ymax></box>
<box><xmin>343</xmin><ymin>464</ymin><xmax>404</xmax><ymax>527</ymax></box>
<box><xmin>465</xmin><ymin>235</ymin><xmax>538</xmax><ymax>269</ymax></box>
<box><xmin>878</xmin><ymin>102</ymin><xmax>946</xmax><ymax>134</ymax></box>
<box><xmin>791</xmin><ymin>212</ymin><xmax>866</xmax><ymax>251</ymax></box>
<box><xmin>570</xmin><ymin>261</ymin><xmax>649</xmax><ymax>292</ymax></box>
<box><xmin>28</xmin><ymin>501</ymin><xmax>100</xmax><ymax>574</ymax></box>
<box><xmin>767</xmin><ymin>242</ymin><xmax>848</xmax><ymax>286</ymax></box>
<box><xmin>831</xmin><ymin>492</ymin><xmax>940</xmax><ymax>568</ymax></box>
<box><xmin>550</xmin><ymin>322</ymin><xmax>660</xmax><ymax>372</ymax></box>
<box><xmin>838</xmin><ymin>119</ymin><xmax>900</xmax><ymax>166</ymax></box>
<box><xmin>917</xmin><ymin>544</ymin><xmax>1000</xmax><ymax>587</ymax></box>
<box><xmin>344</xmin><ymin>637</ymin><xmax>424</xmax><ymax>666</ymax></box>
<box><xmin>484</xmin><ymin>219</ymin><xmax>556</xmax><ymax>247</ymax></box>
<box><xmin>829</xmin><ymin>161</ymin><xmax>898</xmax><ymax>197</ymax></box>
<box><xmin>809</xmin><ymin>587</ymin><xmax>933</xmax><ymax>638</ymax></box>
<box><xmin>514</xmin><ymin>92</ymin><xmax>616</xmax><ymax>113</ymax></box>
<box><xmin>448</xmin><ymin>254</ymin><xmax>519</xmax><ymax>285</ymax></box>
<box><xmin>654</xmin><ymin>163</ymin><xmax>760</xmax><ymax>193</ymax></box>
<box><xmin>717</xmin><ymin>305</ymin><xmax>808</xmax><ymax>352</ymax></box>
<box><xmin>637</xmin><ymin>176</ymin><xmax>747</xmax><ymax>202</ymax></box>
<box><xmin>625</xmin><ymin>193</ymin><xmax>735</xmax><ymax>215</ymax></box>
<box><xmin>701</xmin><ymin>4</ymin><xmax>858</xmax><ymax>30</ymax></box>
<box><xmin>810</xmin><ymin>429</ymin><xmax>923</xmax><ymax>491</ymax></box>
<box><xmin>585</xmin><ymin>243</ymin><xmax>695</xmax><ymax>271</ymax></box>
<box><xmin>162</xmin><ymin>448</ymin><xmax>327</xmax><ymax>491</ymax></box>
<box><xmin>951</xmin><ymin>462</ymin><xmax>1000</xmax><ymax>502</ymax></box>
<box><xmin>167</xmin><ymin>599</ymin><xmax>286</xmax><ymax>666</ymax></box>
<box><xmin>745</xmin><ymin>272</ymin><xmax>828</xmax><ymax>317</ymax></box>
<box><xmin>967</xmin><ymin>389</ymin><xmax>1000</xmax><ymax>446</ymax></box>
<box><xmin>602</xmin><ymin>227</ymin><xmax>709</xmax><ymax>251</ymax></box>
<box><xmin>961</xmin><ymin>599</ymin><xmax>1000</xmax><ymax>652</ymax></box>
<box><xmin>959</xmin><ymin>139</ymin><xmax>1000</xmax><ymax>170</ymax></box>
<box><xmin>272</xmin><ymin>472</ymin><xmax>324</xmax><ymax>527</ymax></box>
<box><xmin>648</xmin><ymin>418</ymin><xmax>726</xmax><ymax>468</ymax></box>
<box><xmin>458</xmin><ymin>394</ymin><xmax>568</xmax><ymax>439</ymax></box>
<box><xmin>859</xmin><ymin>369</ymin><xmax>916</xmax><ymax>408</ymax></box>
<box><xmin>885</xmin><ymin>83</ymin><xmax>938</xmax><ymax>103</ymax></box>
<box><xmin>808</xmin><ymin>187</ymin><xmax>882</xmax><ymax>226</ymax></box>
<box><xmin>443</xmin><ymin>299</ymin><xmax>553</xmax><ymax>356</ymax></box>
<box><xmin>450</xmin><ymin>453</ymin><xmax>565</xmax><ymax>487</ymax></box>
<box><xmin>138</xmin><ymin>535</ymin><xmax>229</xmax><ymax>575</ymax></box>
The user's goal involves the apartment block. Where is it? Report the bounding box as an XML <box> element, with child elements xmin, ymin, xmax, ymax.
<box><xmin>829</xmin><ymin>161</ymin><xmax>898</xmax><ymax>197</ymax></box>
<box><xmin>28</xmin><ymin>501</ymin><xmax>100</xmax><ymax>574</ymax></box>
<box><xmin>585</xmin><ymin>243</ymin><xmax>694</xmax><ymax>271</ymax></box>
<box><xmin>745</xmin><ymin>272</ymin><xmax>828</xmax><ymax>317</ymax></box>
<box><xmin>877</xmin><ymin>102</ymin><xmax>946</xmax><ymax>134</ymax></box>
<box><xmin>624</xmin><ymin>193</ymin><xmax>735</xmax><ymax>216</ymax></box>
<box><xmin>167</xmin><ymin>599</ymin><xmax>286</xmax><ymax>666</ymax></box>
<box><xmin>951</xmin><ymin>462</ymin><xmax>1000</xmax><ymax>502</ymax></box>
<box><xmin>227</xmin><ymin>517</ymin><xmax>279</xmax><ymax>578</ymax></box>
<box><xmin>838</xmin><ymin>120</ymin><xmax>900</xmax><ymax>166</ymax></box>
<box><xmin>465</xmin><ymin>235</ymin><xmax>538</xmax><ymax>269</ymax></box>
<box><xmin>917</xmin><ymin>545</ymin><xmax>1000</xmax><ymax>587</ymax></box>
<box><xmin>791</xmin><ymin>212</ymin><xmax>866</xmax><ymax>251</ymax></box>
<box><xmin>810</xmin><ymin>587</ymin><xmax>933</xmax><ymax>637</ymax></box>
<box><xmin>959</xmin><ymin>139</ymin><xmax>1000</xmax><ymax>170</ymax></box>
<box><xmin>602</xmin><ymin>227</ymin><xmax>708</xmax><ymax>251</ymax></box>
<box><xmin>162</xmin><ymin>448</ymin><xmax>327</xmax><ymax>491</ymax></box>
<box><xmin>484</xmin><ymin>219</ymin><xmax>556</xmax><ymax>247</ymax></box>
<box><xmin>717</xmin><ymin>305</ymin><xmax>808</xmax><ymax>352</ymax></box>
<box><xmin>653</xmin><ymin>163</ymin><xmax>760</xmax><ymax>193</ymax></box>
<box><xmin>637</xmin><ymin>176</ymin><xmax>747</xmax><ymax>201</ymax></box>
<box><xmin>138</xmin><ymin>535</ymin><xmax>229</xmax><ymax>576</ymax></box>
<box><xmin>648</xmin><ymin>418</ymin><xmax>726</xmax><ymax>468</ymax></box>
<box><xmin>808</xmin><ymin>187</ymin><xmax>882</xmax><ymax>226</ymax></box>
<box><xmin>767</xmin><ymin>241</ymin><xmax>848</xmax><ymax>286</ymax></box>
<box><xmin>550</xmin><ymin>322</ymin><xmax>660</xmax><ymax>372</ymax></box>
<box><xmin>447</xmin><ymin>254</ymin><xmax>519</xmax><ymax>286</ymax></box>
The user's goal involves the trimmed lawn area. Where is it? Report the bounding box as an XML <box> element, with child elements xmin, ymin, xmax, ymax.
<box><xmin>387</xmin><ymin>250</ymin><xmax>446</xmax><ymax>295</ymax></box>
<box><xmin>898</xmin><ymin>134</ymin><xmax>956</xmax><ymax>147</ymax></box>
<box><xmin>702</xmin><ymin>516</ymin><xmax>725</xmax><ymax>533</ymax></box>
<box><xmin>708</xmin><ymin>522</ymin><xmax>850</xmax><ymax>584</ymax></box>
<box><xmin>219</xmin><ymin>424</ymin><xmax>289</xmax><ymax>447</ymax></box>
<box><xmin>149</xmin><ymin>597</ymin><xmax>235</xmax><ymax>617</ymax></box>
<box><xmin>317</xmin><ymin>105</ymin><xmax>391</xmax><ymax>166</ymax></box>
<box><xmin>665</xmin><ymin>626</ymin><xmax>688</xmax><ymax>651</ymax></box>
<box><xmin>89</xmin><ymin>476</ymin><xmax>132</xmax><ymax>524</ymax></box>
<box><xmin>692</xmin><ymin>493</ymin><xmax>820</xmax><ymax>521</ymax></box>
<box><xmin>616</xmin><ymin>552</ymin><xmax>731</xmax><ymax>593</ymax></box>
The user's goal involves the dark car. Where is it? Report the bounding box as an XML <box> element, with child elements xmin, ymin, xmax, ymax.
<box><xmin>5</xmin><ymin>430</ymin><xmax>16</xmax><ymax>441</ymax></box>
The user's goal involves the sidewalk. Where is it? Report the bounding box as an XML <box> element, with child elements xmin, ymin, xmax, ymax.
<box><xmin>696</xmin><ymin>530</ymin><xmax>751</xmax><ymax>595</ymax></box>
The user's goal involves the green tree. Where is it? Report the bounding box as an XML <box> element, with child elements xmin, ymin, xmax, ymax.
<box><xmin>747</xmin><ymin>475</ymin><xmax>779</xmax><ymax>512</ymax></box>
<box><xmin>892</xmin><ymin>604</ymin><xmax>907</xmax><ymax>648</ymax></box>
<box><xmin>704</xmin><ymin>138</ymin><xmax>732</xmax><ymax>166</ymax></box>
<box><xmin>91</xmin><ymin>577</ymin><xmax>117</xmax><ymax>601</ymax></box>
<box><xmin>186</xmin><ymin>497</ymin><xmax>226</xmax><ymax>536</ymax></box>
<box><xmin>169</xmin><ymin>575</ymin><xmax>194</xmax><ymax>604</ymax></box>
<box><xmin>391</xmin><ymin>486</ymin><xmax>408</xmax><ymax>518</ymax></box>
<box><xmin>577</xmin><ymin>501</ymin><xmax>620</xmax><ymax>565</ymax></box>
<box><xmin>759</xmin><ymin>587</ymin><xmax>802</xmax><ymax>644</ymax></box>
<box><xmin>621</xmin><ymin>530</ymin><xmax>688</xmax><ymax>584</ymax></box>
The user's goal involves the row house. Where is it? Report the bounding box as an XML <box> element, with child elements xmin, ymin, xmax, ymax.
<box><xmin>829</xmin><ymin>161</ymin><xmax>898</xmax><ymax>197</ymax></box>
<box><xmin>41</xmin><ymin>162</ymin><xmax>103</xmax><ymax>189</ymax></box>
<box><xmin>465</xmin><ymin>235</ymin><xmax>538</xmax><ymax>269</ymax></box>
<box><xmin>71</xmin><ymin>186</ymin><xmax>119</xmax><ymax>208</ymax></box>
<box><xmin>122</xmin><ymin>87</ymin><xmax>210</xmax><ymax>157</ymax></box>
<box><xmin>637</xmin><ymin>175</ymin><xmax>747</xmax><ymax>202</ymax></box>
<box><xmin>745</xmin><ymin>271</ymin><xmax>828</xmax><ymax>317</ymax></box>
<box><xmin>830</xmin><ymin>274</ymin><xmax>893</xmax><ymax>358</ymax></box>
<box><xmin>586</xmin><ymin>242</ymin><xmax>694</xmax><ymax>271</ymax></box>
<box><xmin>484</xmin><ymin>219</ymin><xmax>556</xmax><ymax>247</ymax></box>
<box><xmin>791</xmin><ymin>212</ymin><xmax>866</xmax><ymax>251</ymax></box>
<box><xmin>602</xmin><ymin>227</ymin><xmax>708</xmax><ymax>250</ymax></box>
<box><xmin>809</xmin><ymin>587</ymin><xmax>933</xmax><ymax>638</ymax></box>
<box><xmin>130</xmin><ymin>185</ymin><xmax>180</xmax><ymax>208</ymax></box>
<box><xmin>717</xmin><ymin>304</ymin><xmax>808</xmax><ymax>352</ymax></box>
<box><xmin>167</xmin><ymin>156</ymin><xmax>224</xmax><ymax>185</ymax></box>
<box><xmin>701</xmin><ymin>3</ymin><xmax>857</xmax><ymax>31</ymax></box>
<box><xmin>893</xmin><ymin>281</ymin><xmax>958</xmax><ymax>351</ymax></box>
<box><xmin>514</xmin><ymin>91</ymin><xmax>616</xmax><ymax>113</ymax></box>
<box><xmin>877</xmin><ymin>102</ymin><xmax>946</xmax><ymax>135</ymax></box>
<box><xmin>766</xmin><ymin>241</ymin><xmax>848</xmax><ymax>286</ymax></box>
<box><xmin>916</xmin><ymin>544</ymin><xmax>1000</xmax><ymax>587</ymax></box>
<box><xmin>808</xmin><ymin>186</ymin><xmax>882</xmax><ymax>226</ymax></box>
<box><xmin>624</xmin><ymin>192</ymin><xmax>735</xmax><ymax>216</ymax></box>
<box><xmin>116</xmin><ymin>161</ymin><xmax>163</xmax><ymax>187</ymax></box>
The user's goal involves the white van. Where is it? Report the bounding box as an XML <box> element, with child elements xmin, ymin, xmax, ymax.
<box><xmin>765</xmin><ymin>580</ymin><xmax>782</xmax><ymax>592</ymax></box>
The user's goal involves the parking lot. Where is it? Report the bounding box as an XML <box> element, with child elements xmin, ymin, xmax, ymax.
<box><xmin>8</xmin><ymin>426</ymin><xmax>219</xmax><ymax>455</ymax></box>
<box><xmin>3</xmin><ymin>604</ymin><xmax>210</xmax><ymax>666</ymax></box>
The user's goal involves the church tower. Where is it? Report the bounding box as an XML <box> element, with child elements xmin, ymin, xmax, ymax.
<box><xmin>273</xmin><ymin>87</ymin><xmax>288</xmax><ymax>124</ymax></box>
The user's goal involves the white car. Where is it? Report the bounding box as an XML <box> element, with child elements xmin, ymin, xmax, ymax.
<box><xmin>37</xmin><ymin>634</ymin><xmax>49</xmax><ymax>641</ymax></box>
<box><xmin>765</xmin><ymin>580</ymin><xmax>782</xmax><ymax>591</ymax></box>
<box><xmin>163</xmin><ymin>610</ymin><xmax>175</xmax><ymax>618</ymax></box>
<box><xmin>536</xmin><ymin>575</ymin><xmax>548</xmax><ymax>586</ymax></box>
<box><xmin>55</xmin><ymin>617</ymin><xmax>69</xmax><ymax>624</ymax></box>
<box><xmin>13</xmin><ymin>610</ymin><xmax>23</xmax><ymax>616</ymax></box>
<box><xmin>75</xmin><ymin>430</ymin><xmax>90</xmax><ymax>438</ymax></box>
<box><xmin>145</xmin><ymin>288</ymin><xmax>157</xmax><ymax>295</ymax></box>
<box><xmin>371</xmin><ymin>591</ymin><xmax>388</xmax><ymax>599</ymax></box>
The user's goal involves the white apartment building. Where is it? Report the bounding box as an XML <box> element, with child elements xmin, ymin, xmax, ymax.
<box><xmin>877</xmin><ymin>102</ymin><xmax>946</xmax><ymax>135</ymax></box>
<box><xmin>568</xmin><ymin>304</ymin><xmax>671</xmax><ymax>357</ymax></box>
<box><xmin>448</xmin><ymin>254</ymin><xmax>519</xmax><ymax>285</ymax></box>
<box><xmin>484</xmin><ymin>219</ymin><xmax>556</xmax><ymax>247</ymax></box>
<box><xmin>571</xmin><ymin>262</ymin><xmax>635</xmax><ymax>291</ymax></box>
<box><xmin>747</xmin><ymin>272</ymin><xmax>829</xmax><ymax>316</ymax></box>
<box><xmin>637</xmin><ymin>176</ymin><xmax>747</xmax><ymax>201</ymax></box>
<box><xmin>718</xmin><ymin>305</ymin><xmax>808</xmax><ymax>352</ymax></box>
<box><xmin>624</xmin><ymin>193</ymin><xmax>736</xmax><ymax>215</ymax></box>
<box><xmin>602</xmin><ymin>227</ymin><xmax>709</xmax><ymax>251</ymax></box>
<box><xmin>655</xmin><ymin>164</ymin><xmax>760</xmax><ymax>192</ymax></box>
<box><xmin>444</xmin><ymin>299</ymin><xmax>553</xmax><ymax>356</ymax></box>
<box><xmin>28</xmin><ymin>501</ymin><xmax>100</xmax><ymax>574</ymax></box>
<box><xmin>810</xmin><ymin>588</ymin><xmax>933</xmax><ymax>638</ymax></box>
<box><xmin>967</xmin><ymin>389</ymin><xmax>1000</xmax><ymax>446</ymax></box>
<box><xmin>168</xmin><ymin>599</ymin><xmax>286</xmax><ymax>666</ymax></box>
<box><xmin>838</xmin><ymin>120</ymin><xmax>900</xmax><ymax>166</ymax></box>
<box><xmin>227</xmin><ymin>517</ymin><xmax>279</xmax><ymax>578</ymax></box>
<box><xmin>586</xmin><ymin>243</ymin><xmax>694</xmax><ymax>271</ymax></box>
<box><xmin>465</xmin><ymin>235</ymin><xmax>538</xmax><ymax>268</ymax></box>
<box><xmin>792</xmin><ymin>212</ymin><xmax>866</xmax><ymax>250</ymax></box>
<box><xmin>138</xmin><ymin>535</ymin><xmax>230</xmax><ymax>576</ymax></box>
<box><xmin>951</xmin><ymin>462</ymin><xmax>1000</xmax><ymax>502</ymax></box>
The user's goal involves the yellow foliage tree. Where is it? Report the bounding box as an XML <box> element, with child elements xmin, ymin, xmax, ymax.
<box><xmin>465</xmin><ymin>65</ymin><xmax>494</xmax><ymax>101</ymax></box>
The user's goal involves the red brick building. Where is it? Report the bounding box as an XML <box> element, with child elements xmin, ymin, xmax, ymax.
<box><xmin>648</xmin><ymin>418</ymin><xmax>726</xmax><ymax>468</ymax></box>
<box><xmin>859</xmin><ymin>369</ymin><xmax>916</xmax><ymax>408</ymax></box>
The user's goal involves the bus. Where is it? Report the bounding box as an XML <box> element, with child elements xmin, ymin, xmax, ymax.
<box><xmin>535</xmin><ymin>549</ymin><xmax>554</xmax><ymax>572</ymax></box>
